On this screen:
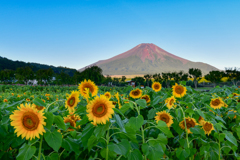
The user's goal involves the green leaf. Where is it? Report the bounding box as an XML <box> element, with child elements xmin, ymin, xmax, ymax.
<box><xmin>196</xmin><ymin>109</ymin><xmax>206</xmax><ymax>119</ymax></box>
<box><xmin>128</xmin><ymin>149</ymin><xmax>143</xmax><ymax>160</ymax></box>
<box><xmin>157</xmin><ymin>134</ymin><xmax>168</xmax><ymax>145</ymax></box>
<box><xmin>76</xmin><ymin>115</ymin><xmax>88</xmax><ymax>126</ymax></box>
<box><xmin>108</xmin><ymin>139</ymin><xmax>130</xmax><ymax>157</ymax></box>
<box><xmin>62</xmin><ymin>137</ymin><xmax>80</xmax><ymax>153</ymax></box>
<box><xmin>120</xmin><ymin>103</ymin><xmax>132</xmax><ymax>114</ymax></box>
<box><xmin>136</xmin><ymin>99</ymin><xmax>147</xmax><ymax>108</ymax></box>
<box><xmin>32</xmin><ymin>98</ymin><xmax>46</xmax><ymax>107</ymax></box>
<box><xmin>190</xmin><ymin>126</ymin><xmax>206</xmax><ymax>138</ymax></box>
<box><xmin>47</xmin><ymin>153</ymin><xmax>59</xmax><ymax>160</ymax></box>
<box><xmin>236</xmin><ymin>127</ymin><xmax>240</xmax><ymax>140</ymax></box>
<box><xmin>44</xmin><ymin>130</ymin><xmax>62</xmax><ymax>152</ymax></box>
<box><xmin>94</xmin><ymin>123</ymin><xmax>109</xmax><ymax>139</ymax></box>
<box><xmin>87</xmin><ymin>135</ymin><xmax>98</xmax><ymax>152</ymax></box>
<box><xmin>16</xmin><ymin>143</ymin><xmax>36</xmax><ymax>160</ymax></box>
<box><xmin>151</xmin><ymin>96</ymin><xmax>161</xmax><ymax>106</ymax></box>
<box><xmin>100</xmin><ymin>148</ymin><xmax>117</xmax><ymax>159</ymax></box>
<box><xmin>223</xmin><ymin>131</ymin><xmax>238</xmax><ymax>146</ymax></box>
<box><xmin>44</xmin><ymin>112</ymin><xmax>54</xmax><ymax>130</ymax></box>
<box><xmin>128</xmin><ymin>115</ymin><xmax>144</xmax><ymax>131</ymax></box>
<box><xmin>147</xmin><ymin>143</ymin><xmax>165</xmax><ymax>160</ymax></box>
<box><xmin>49</xmin><ymin>106</ymin><xmax>58</xmax><ymax>113</ymax></box>
<box><xmin>54</xmin><ymin>115</ymin><xmax>66</xmax><ymax>130</ymax></box>
<box><xmin>81</xmin><ymin>123</ymin><xmax>95</xmax><ymax>149</ymax></box>
<box><xmin>147</xmin><ymin>108</ymin><xmax>157</xmax><ymax>120</ymax></box>
<box><xmin>114</xmin><ymin>114</ymin><xmax>126</xmax><ymax>132</ymax></box>
<box><xmin>157</xmin><ymin>121</ymin><xmax>174</xmax><ymax>138</ymax></box>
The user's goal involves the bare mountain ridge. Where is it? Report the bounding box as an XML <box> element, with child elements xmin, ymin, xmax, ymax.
<box><xmin>79</xmin><ymin>43</ymin><xmax>218</xmax><ymax>75</ymax></box>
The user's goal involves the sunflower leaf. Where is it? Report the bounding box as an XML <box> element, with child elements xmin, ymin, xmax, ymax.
<box><xmin>151</xmin><ymin>96</ymin><xmax>161</xmax><ymax>106</ymax></box>
<box><xmin>157</xmin><ymin>121</ymin><xmax>174</xmax><ymax>138</ymax></box>
<box><xmin>54</xmin><ymin>115</ymin><xmax>66</xmax><ymax>131</ymax></box>
<box><xmin>32</xmin><ymin>98</ymin><xmax>46</xmax><ymax>107</ymax></box>
<box><xmin>16</xmin><ymin>143</ymin><xmax>36</xmax><ymax>160</ymax></box>
<box><xmin>44</xmin><ymin>130</ymin><xmax>62</xmax><ymax>152</ymax></box>
<box><xmin>128</xmin><ymin>115</ymin><xmax>144</xmax><ymax>131</ymax></box>
<box><xmin>136</xmin><ymin>99</ymin><xmax>147</xmax><ymax>109</ymax></box>
<box><xmin>44</xmin><ymin>112</ymin><xmax>54</xmax><ymax>130</ymax></box>
<box><xmin>128</xmin><ymin>149</ymin><xmax>143</xmax><ymax>160</ymax></box>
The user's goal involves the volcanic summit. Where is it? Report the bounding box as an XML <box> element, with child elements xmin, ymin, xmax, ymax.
<box><xmin>79</xmin><ymin>43</ymin><xmax>218</xmax><ymax>75</ymax></box>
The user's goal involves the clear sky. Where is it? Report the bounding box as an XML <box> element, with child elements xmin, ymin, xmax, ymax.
<box><xmin>0</xmin><ymin>0</ymin><xmax>239</xmax><ymax>70</ymax></box>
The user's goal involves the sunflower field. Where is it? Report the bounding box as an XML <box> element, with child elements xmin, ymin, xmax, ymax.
<box><xmin>0</xmin><ymin>81</ymin><xmax>240</xmax><ymax>160</ymax></box>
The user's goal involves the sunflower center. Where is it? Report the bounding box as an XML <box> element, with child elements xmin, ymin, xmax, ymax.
<box><xmin>105</xmin><ymin>94</ymin><xmax>110</xmax><ymax>98</ymax></box>
<box><xmin>93</xmin><ymin>104</ymin><xmax>107</xmax><ymax>117</ymax></box>
<box><xmin>212</xmin><ymin>99</ymin><xmax>220</xmax><ymax>106</ymax></box>
<box><xmin>112</xmin><ymin>101</ymin><xmax>117</xmax><ymax>105</ymax></box>
<box><xmin>169</xmin><ymin>99</ymin><xmax>174</xmax><ymax>105</ymax></box>
<box><xmin>154</xmin><ymin>84</ymin><xmax>160</xmax><ymax>89</ymax></box>
<box><xmin>186</xmin><ymin>120</ymin><xmax>195</xmax><ymax>129</ymax></box>
<box><xmin>22</xmin><ymin>112</ymin><xmax>39</xmax><ymax>131</ymax></box>
<box><xmin>175</xmin><ymin>86</ymin><xmax>184</xmax><ymax>94</ymax></box>
<box><xmin>36</xmin><ymin>105</ymin><xmax>44</xmax><ymax>110</ymax></box>
<box><xmin>203</xmin><ymin>123</ymin><xmax>212</xmax><ymax>131</ymax></box>
<box><xmin>65</xmin><ymin>119</ymin><xmax>75</xmax><ymax>127</ymax></box>
<box><xmin>160</xmin><ymin>114</ymin><xmax>170</xmax><ymax>123</ymax></box>
<box><xmin>68</xmin><ymin>97</ymin><xmax>75</xmax><ymax>107</ymax></box>
<box><xmin>133</xmin><ymin>90</ymin><xmax>140</xmax><ymax>96</ymax></box>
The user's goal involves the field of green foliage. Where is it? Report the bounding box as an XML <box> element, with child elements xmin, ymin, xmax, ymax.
<box><xmin>0</xmin><ymin>81</ymin><xmax>240</xmax><ymax>160</ymax></box>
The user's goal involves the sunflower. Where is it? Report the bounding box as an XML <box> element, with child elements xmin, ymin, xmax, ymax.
<box><xmin>45</xmin><ymin>94</ymin><xmax>50</xmax><ymax>97</ymax></box>
<box><xmin>11</xmin><ymin>93</ymin><xmax>14</xmax><ymax>96</ymax></box>
<box><xmin>87</xmin><ymin>95</ymin><xmax>115</xmax><ymax>125</ymax></box>
<box><xmin>32</xmin><ymin>104</ymin><xmax>45</xmax><ymax>111</ymax></box>
<box><xmin>232</xmin><ymin>93</ymin><xmax>239</xmax><ymax>97</ymax></box>
<box><xmin>26</xmin><ymin>98</ymin><xmax>30</xmax><ymax>102</ymax></box>
<box><xmin>210</xmin><ymin>98</ymin><xmax>224</xmax><ymax>109</ymax></box>
<box><xmin>9</xmin><ymin>103</ymin><xmax>46</xmax><ymax>140</ymax></box>
<box><xmin>68</xmin><ymin>113</ymin><xmax>81</xmax><ymax>128</ymax></box>
<box><xmin>104</xmin><ymin>92</ymin><xmax>111</xmax><ymax>99</ymax></box>
<box><xmin>141</xmin><ymin>95</ymin><xmax>151</xmax><ymax>103</ymax></box>
<box><xmin>165</xmin><ymin>96</ymin><xmax>176</xmax><ymax>109</ymax></box>
<box><xmin>129</xmin><ymin>88</ymin><xmax>142</xmax><ymax>99</ymax></box>
<box><xmin>155</xmin><ymin>111</ymin><xmax>173</xmax><ymax>127</ymax></box>
<box><xmin>64</xmin><ymin>117</ymin><xmax>76</xmax><ymax>131</ymax></box>
<box><xmin>198</xmin><ymin>116</ymin><xmax>205</xmax><ymax>126</ymax></box>
<box><xmin>17</xmin><ymin>95</ymin><xmax>21</xmax><ymax>98</ymax></box>
<box><xmin>152</xmin><ymin>82</ymin><xmax>162</xmax><ymax>92</ymax></box>
<box><xmin>65</xmin><ymin>91</ymin><xmax>80</xmax><ymax>113</ymax></box>
<box><xmin>179</xmin><ymin>117</ymin><xmax>198</xmax><ymax>134</ymax></box>
<box><xmin>202</xmin><ymin>121</ymin><xmax>214</xmax><ymax>135</ymax></box>
<box><xmin>42</xmin><ymin>99</ymin><xmax>45</xmax><ymax>103</ymax></box>
<box><xmin>115</xmin><ymin>92</ymin><xmax>122</xmax><ymax>109</ymax></box>
<box><xmin>172</xmin><ymin>83</ymin><xmax>187</xmax><ymax>98</ymax></box>
<box><xmin>78</xmin><ymin>79</ymin><xmax>98</xmax><ymax>98</ymax></box>
<box><xmin>3</xmin><ymin>99</ymin><xmax>8</xmax><ymax>102</ymax></box>
<box><xmin>112</xmin><ymin>101</ymin><xmax>117</xmax><ymax>105</ymax></box>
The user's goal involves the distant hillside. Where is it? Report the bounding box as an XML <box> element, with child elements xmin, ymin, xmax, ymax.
<box><xmin>79</xmin><ymin>43</ymin><xmax>219</xmax><ymax>75</ymax></box>
<box><xmin>0</xmin><ymin>56</ymin><xmax>77</xmax><ymax>76</ymax></box>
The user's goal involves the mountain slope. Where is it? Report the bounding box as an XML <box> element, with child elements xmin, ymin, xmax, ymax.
<box><xmin>79</xmin><ymin>43</ymin><xmax>218</xmax><ymax>75</ymax></box>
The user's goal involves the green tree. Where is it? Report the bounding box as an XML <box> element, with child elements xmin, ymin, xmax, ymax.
<box><xmin>144</xmin><ymin>74</ymin><xmax>152</xmax><ymax>87</ymax></box>
<box><xmin>36</xmin><ymin>68</ymin><xmax>54</xmax><ymax>85</ymax></box>
<box><xmin>121</xmin><ymin>76</ymin><xmax>126</xmax><ymax>82</ymax></box>
<box><xmin>205</xmin><ymin>70</ymin><xmax>225</xmax><ymax>87</ymax></box>
<box><xmin>162</xmin><ymin>72</ymin><xmax>173</xmax><ymax>88</ymax></box>
<box><xmin>16</xmin><ymin>66</ymin><xmax>34</xmax><ymax>85</ymax></box>
<box><xmin>152</xmin><ymin>73</ymin><xmax>163</xmax><ymax>83</ymax></box>
<box><xmin>225</xmin><ymin>67</ymin><xmax>240</xmax><ymax>86</ymax></box>
<box><xmin>0</xmin><ymin>69</ymin><xmax>15</xmax><ymax>83</ymax></box>
<box><xmin>132</xmin><ymin>76</ymin><xmax>145</xmax><ymax>86</ymax></box>
<box><xmin>188</xmin><ymin>68</ymin><xmax>202</xmax><ymax>89</ymax></box>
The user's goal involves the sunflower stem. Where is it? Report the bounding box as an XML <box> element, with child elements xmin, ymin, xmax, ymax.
<box><xmin>106</xmin><ymin>127</ymin><xmax>110</xmax><ymax>160</ymax></box>
<box><xmin>218</xmin><ymin>132</ymin><xmax>221</xmax><ymax>160</ymax></box>
<box><xmin>37</xmin><ymin>135</ymin><xmax>43</xmax><ymax>160</ymax></box>
<box><xmin>179</xmin><ymin>105</ymin><xmax>191</xmax><ymax>160</ymax></box>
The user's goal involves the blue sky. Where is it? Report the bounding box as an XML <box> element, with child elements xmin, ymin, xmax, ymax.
<box><xmin>0</xmin><ymin>0</ymin><xmax>239</xmax><ymax>70</ymax></box>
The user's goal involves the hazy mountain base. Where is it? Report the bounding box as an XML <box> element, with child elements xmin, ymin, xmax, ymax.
<box><xmin>98</xmin><ymin>55</ymin><xmax>218</xmax><ymax>75</ymax></box>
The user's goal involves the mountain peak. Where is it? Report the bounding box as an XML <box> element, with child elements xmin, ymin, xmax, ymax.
<box><xmin>79</xmin><ymin>43</ymin><xmax>218</xmax><ymax>75</ymax></box>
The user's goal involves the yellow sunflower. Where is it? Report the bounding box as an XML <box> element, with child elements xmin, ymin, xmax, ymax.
<box><xmin>165</xmin><ymin>96</ymin><xmax>176</xmax><ymax>109</ymax></box>
<box><xmin>9</xmin><ymin>103</ymin><xmax>46</xmax><ymax>140</ymax></box>
<box><xmin>155</xmin><ymin>111</ymin><xmax>174</xmax><ymax>127</ymax></box>
<box><xmin>141</xmin><ymin>95</ymin><xmax>151</xmax><ymax>103</ymax></box>
<box><xmin>232</xmin><ymin>93</ymin><xmax>239</xmax><ymax>97</ymax></box>
<box><xmin>112</xmin><ymin>101</ymin><xmax>117</xmax><ymax>105</ymax></box>
<box><xmin>42</xmin><ymin>99</ymin><xmax>45</xmax><ymax>103</ymax></box>
<box><xmin>68</xmin><ymin>113</ymin><xmax>81</xmax><ymax>128</ymax></box>
<box><xmin>11</xmin><ymin>93</ymin><xmax>14</xmax><ymax>96</ymax></box>
<box><xmin>129</xmin><ymin>88</ymin><xmax>142</xmax><ymax>99</ymax></box>
<box><xmin>152</xmin><ymin>82</ymin><xmax>162</xmax><ymax>92</ymax></box>
<box><xmin>32</xmin><ymin>104</ymin><xmax>46</xmax><ymax>111</ymax></box>
<box><xmin>45</xmin><ymin>94</ymin><xmax>50</xmax><ymax>97</ymax></box>
<box><xmin>228</xmin><ymin>109</ymin><xmax>237</xmax><ymax>119</ymax></box>
<box><xmin>115</xmin><ymin>92</ymin><xmax>122</xmax><ymax>109</ymax></box>
<box><xmin>210</xmin><ymin>98</ymin><xmax>224</xmax><ymax>109</ymax></box>
<box><xmin>172</xmin><ymin>83</ymin><xmax>187</xmax><ymax>98</ymax></box>
<box><xmin>26</xmin><ymin>98</ymin><xmax>30</xmax><ymax>102</ymax></box>
<box><xmin>64</xmin><ymin>117</ymin><xmax>76</xmax><ymax>131</ymax></box>
<box><xmin>78</xmin><ymin>79</ymin><xmax>98</xmax><ymax>98</ymax></box>
<box><xmin>87</xmin><ymin>95</ymin><xmax>115</xmax><ymax>125</ymax></box>
<box><xmin>179</xmin><ymin>117</ymin><xmax>198</xmax><ymax>134</ymax></box>
<box><xmin>3</xmin><ymin>99</ymin><xmax>8</xmax><ymax>102</ymax></box>
<box><xmin>202</xmin><ymin>121</ymin><xmax>214</xmax><ymax>135</ymax></box>
<box><xmin>104</xmin><ymin>92</ymin><xmax>111</xmax><ymax>99</ymax></box>
<box><xmin>65</xmin><ymin>91</ymin><xmax>80</xmax><ymax>113</ymax></box>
